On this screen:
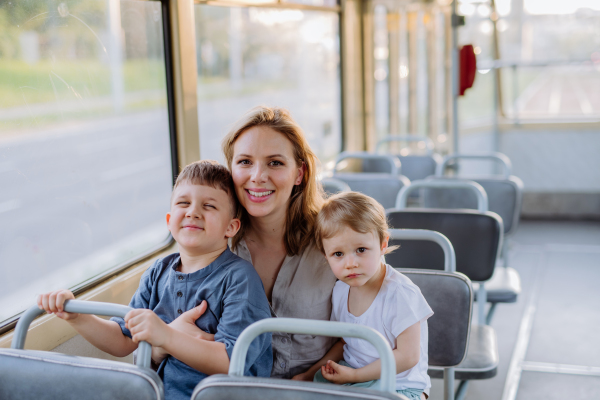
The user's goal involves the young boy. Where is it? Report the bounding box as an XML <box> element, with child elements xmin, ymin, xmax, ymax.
<box><xmin>37</xmin><ymin>160</ymin><xmax>273</xmax><ymax>400</ymax></box>
<box><xmin>306</xmin><ymin>191</ymin><xmax>432</xmax><ymax>400</ymax></box>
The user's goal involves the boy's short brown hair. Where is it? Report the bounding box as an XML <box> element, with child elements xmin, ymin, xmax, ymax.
<box><xmin>173</xmin><ymin>160</ymin><xmax>239</xmax><ymax>218</ymax></box>
<box><xmin>315</xmin><ymin>191</ymin><xmax>398</xmax><ymax>254</ymax></box>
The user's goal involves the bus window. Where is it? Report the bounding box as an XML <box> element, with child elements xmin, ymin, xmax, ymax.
<box><xmin>0</xmin><ymin>0</ymin><xmax>174</xmax><ymax>327</ymax></box>
<box><xmin>194</xmin><ymin>4</ymin><xmax>342</xmax><ymax>164</ymax></box>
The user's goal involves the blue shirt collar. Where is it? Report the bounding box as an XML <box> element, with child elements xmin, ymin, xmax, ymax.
<box><xmin>170</xmin><ymin>247</ymin><xmax>234</xmax><ymax>281</ymax></box>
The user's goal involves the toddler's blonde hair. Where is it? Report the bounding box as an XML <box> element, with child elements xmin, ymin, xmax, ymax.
<box><xmin>315</xmin><ymin>191</ymin><xmax>398</xmax><ymax>254</ymax></box>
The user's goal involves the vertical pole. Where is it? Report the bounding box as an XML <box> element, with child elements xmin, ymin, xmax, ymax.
<box><xmin>512</xmin><ymin>64</ymin><xmax>519</xmax><ymax>125</ymax></box>
<box><xmin>388</xmin><ymin>11</ymin><xmax>400</xmax><ymax>138</ymax></box>
<box><xmin>229</xmin><ymin>8</ymin><xmax>242</xmax><ymax>92</ymax></box>
<box><xmin>450</xmin><ymin>0</ymin><xmax>459</xmax><ymax>155</ymax></box>
<box><xmin>108</xmin><ymin>0</ymin><xmax>124</xmax><ymax>113</ymax></box>
<box><xmin>478</xmin><ymin>283</ymin><xmax>487</xmax><ymax>325</ymax></box>
<box><xmin>445</xmin><ymin>367</ymin><xmax>455</xmax><ymax>400</ymax></box>
<box><xmin>169</xmin><ymin>0</ymin><xmax>200</xmax><ymax>167</ymax></box>
<box><xmin>408</xmin><ymin>9</ymin><xmax>418</xmax><ymax>136</ymax></box>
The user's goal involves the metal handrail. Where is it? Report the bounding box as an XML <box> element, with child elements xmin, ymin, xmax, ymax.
<box><xmin>12</xmin><ymin>300</ymin><xmax>152</xmax><ymax>369</ymax></box>
<box><xmin>396</xmin><ymin>179</ymin><xmax>489</xmax><ymax>213</ymax></box>
<box><xmin>436</xmin><ymin>153</ymin><xmax>512</xmax><ymax>179</ymax></box>
<box><xmin>229</xmin><ymin>318</ymin><xmax>397</xmax><ymax>394</ymax></box>
<box><xmin>333</xmin><ymin>151</ymin><xmax>401</xmax><ymax>176</ymax></box>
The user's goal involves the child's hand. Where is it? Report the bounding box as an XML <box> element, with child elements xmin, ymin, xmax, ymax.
<box><xmin>169</xmin><ymin>300</ymin><xmax>215</xmax><ymax>342</ymax></box>
<box><xmin>125</xmin><ymin>309</ymin><xmax>170</xmax><ymax>347</ymax></box>
<box><xmin>36</xmin><ymin>290</ymin><xmax>78</xmax><ymax>320</ymax></box>
<box><xmin>321</xmin><ymin>360</ymin><xmax>356</xmax><ymax>384</ymax></box>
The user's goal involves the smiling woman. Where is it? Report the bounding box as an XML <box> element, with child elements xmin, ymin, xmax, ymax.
<box><xmin>212</xmin><ymin>105</ymin><xmax>338</xmax><ymax>379</ymax></box>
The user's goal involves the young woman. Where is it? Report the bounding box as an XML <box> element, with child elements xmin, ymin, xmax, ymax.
<box><xmin>222</xmin><ymin>106</ymin><xmax>337</xmax><ymax>379</ymax></box>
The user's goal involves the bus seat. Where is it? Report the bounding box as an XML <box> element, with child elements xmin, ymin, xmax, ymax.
<box><xmin>375</xmin><ymin>136</ymin><xmax>442</xmax><ymax>182</ymax></box>
<box><xmin>334</xmin><ymin>151</ymin><xmax>402</xmax><ymax>175</ymax></box>
<box><xmin>332</xmin><ymin>173</ymin><xmax>410</xmax><ymax>209</ymax></box>
<box><xmin>0</xmin><ymin>301</ymin><xmax>163</xmax><ymax>400</ymax></box>
<box><xmin>387</xmin><ymin>211</ymin><xmax>501</xmax><ymax>282</ymax></box>
<box><xmin>429</xmin><ymin>153</ymin><xmax>524</xmax><ymax>270</ymax></box>
<box><xmin>390</xmin><ymin>181</ymin><xmax>502</xmax><ymax>326</ymax></box>
<box><xmin>414</xmin><ymin>175</ymin><xmax>522</xmax><ymax>310</ymax></box>
<box><xmin>332</xmin><ymin>152</ymin><xmax>411</xmax><ymax>209</ymax></box>
<box><xmin>192</xmin><ymin>318</ymin><xmax>410</xmax><ymax>400</ymax></box>
<box><xmin>320</xmin><ymin>177</ymin><xmax>351</xmax><ymax>196</ymax></box>
<box><xmin>385</xmin><ymin>223</ymin><xmax>502</xmax><ymax>400</ymax></box>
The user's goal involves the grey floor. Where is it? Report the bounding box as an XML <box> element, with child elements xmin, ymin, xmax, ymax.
<box><xmin>429</xmin><ymin>220</ymin><xmax>600</xmax><ymax>400</ymax></box>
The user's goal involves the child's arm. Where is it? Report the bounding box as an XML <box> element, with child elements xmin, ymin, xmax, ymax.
<box><xmin>291</xmin><ymin>339</ymin><xmax>345</xmax><ymax>381</ymax></box>
<box><xmin>37</xmin><ymin>290</ymin><xmax>137</xmax><ymax>357</ymax></box>
<box><xmin>125</xmin><ymin>308</ymin><xmax>229</xmax><ymax>375</ymax></box>
<box><xmin>321</xmin><ymin>322</ymin><xmax>421</xmax><ymax>384</ymax></box>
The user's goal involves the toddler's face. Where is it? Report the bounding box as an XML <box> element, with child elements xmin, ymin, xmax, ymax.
<box><xmin>167</xmin><ymin>182</ymin><xmax>239</xmax><ymax>256</ymax></box>
<box><xmin>322</xmin><ymin>227</ymin><xmax>388</xmax><ymax>288</ymax></box>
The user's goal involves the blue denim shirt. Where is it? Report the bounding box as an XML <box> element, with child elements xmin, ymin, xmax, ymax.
<box><xmin>111</xmin><ymin>248</ymin><xmax>272</xmax><ymax>400</ymax></box>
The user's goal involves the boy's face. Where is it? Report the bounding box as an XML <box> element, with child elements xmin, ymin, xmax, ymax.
<box><xmin>322</xmin><ymin>226</ymin><xmax>389</xmax><ymax>288</ymax></box>
<box><xmin>167</xmin><ymin>182</ymin><xmax>240</xmax><ymax>256</ymax></box>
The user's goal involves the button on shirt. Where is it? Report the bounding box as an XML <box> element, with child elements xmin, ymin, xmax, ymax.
<box><xmin>111</xmin><ymin>249</ymin><xmax>272</xmax><ymax>400</ymax></box>
<box><xmin>233</xmin><ymin>239</ymin><xmax>337</xmax><ymax>378</ymax></box>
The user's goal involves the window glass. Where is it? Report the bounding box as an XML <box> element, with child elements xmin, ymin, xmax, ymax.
<box><xmin>0</xmin><ymin>0</ymin><xmax>173</xmax><ymax>323</ymax></box>
<box><xmin>283</xmin><ymin>0</ymin><xmax>339</xmax><ymax>8</ymax></box>
<box><xmin>459</xmin><ymin>0</ymin><xmax>600</xmax><ymax>122</ymax></box>
<box><xmin>195</xmin><ymin>6</ymin><xmax>341</xmax><ymax>165</ymax></box>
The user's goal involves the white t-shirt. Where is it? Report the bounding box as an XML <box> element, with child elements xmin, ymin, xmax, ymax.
<box><xmin>331</xmin><ymin>264</ymin><xmax>433</xmax><ymax>393</ymax></box>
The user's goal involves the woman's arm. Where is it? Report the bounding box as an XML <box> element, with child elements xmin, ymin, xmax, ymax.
<box><xmin>322</xmin><ymin>322</ymin><xmax>421</xmax><ymax>384</ymax></box>
<box><xmin>126</xmin><ymin>308</ymin><xmax>229</xmax><ymax>375</ymax></box>
<box><xmin>292</xmin><ymin>339</ymin><xmax>345</xmax><ymax>381</ymax></box>
<box><xmin>150</xmin><ymin>301</ymin><xmax>215</xmax><ymax>365</ymax></box>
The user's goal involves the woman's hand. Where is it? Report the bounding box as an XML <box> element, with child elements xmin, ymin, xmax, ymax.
<box><xmin>291</xmin><ymin>371</ymin><xmax>314</xmax><ymax>381</ymax></box>
<box><xmin>150</xmin><ymin>300</ymin><xmax>214</xmax><ymax>365</ymax></box>
<box><xmin>168</xmin><ymin>301</ymin><xmax>215</xmax><ymax>342</ymax></box>
<box><xmin>321</xmin><ymin>360</ymin><xmax>357</xmax><ymax>385</ymax></box>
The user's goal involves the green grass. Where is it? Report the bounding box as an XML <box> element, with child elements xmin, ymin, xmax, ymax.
<box><xmin>0</xmin><ymin>59</ymin><xmax>167</xmax><ymax>108</ymax></box>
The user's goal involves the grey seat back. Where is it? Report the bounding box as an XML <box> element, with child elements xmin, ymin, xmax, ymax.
<box><xmin>334</xmin><ymin>152</ymin><xmax>401</xmax><ymax>175</ymax></box>
<box><xmin>386</xmin><ymin>210</ymin><xmax>502</xmax><ymax>282</ymax></box>
<box><xmin>333</xmin><ymin>173</ymin><xmax>410</xmax><ymax>209</ymax></box>
<box><xmin>193</xmin><ymin>318</ymin><xmax>409</xmax><ymax>400</ymax></box>
<box><xmin>0</xmin><ymin>349</ymin><xmax>163</xmax><ymax>400</ymax></box>
<box><xmin>430</xmin><ymin>153</ymin><xmax>524</xmax><ymax>235</ymax></box>
<box><xmin>394</xmin><ymin>155</ymin><xmax>440</xmax><ymax>182</ymax></box>
<box><xmin>422</xmin><ymin>177</ymin><xmax>523</xmax><ymax>235</ymax></box>
<box><xmin>0</xmin><ymin>300</ymin><xmax>163</xmax><ymax>400</ymax></box>
<box><xmin>375</xmin><ymin>135</ymin><xmax>441</xmax><ymax>181</ymax></box>
<box><xmin>320</xmin><ymin>177</ymin><xmax>351</xmax><ymax>196</ymax></box>
<box><xmin>400</xmin><ymin>270</ymin><xmax>472</xmax><ymax>367</ymax></box>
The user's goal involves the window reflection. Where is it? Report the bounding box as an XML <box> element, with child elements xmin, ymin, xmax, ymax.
<box><xmin>0</xmin><ymin>0</ymin><xmax>173</xmax><ymax>323</ymax></box>
<box><xmin>195</xmin><ymin>6</ymin><xmax>341</xmax><ymax>164</ymax></box>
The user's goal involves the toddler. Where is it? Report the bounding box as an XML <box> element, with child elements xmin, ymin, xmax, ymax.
<box><xmin>308</xmin><ymin>191</ymin><xmax>432</xmax><ymax>400</ymax></box>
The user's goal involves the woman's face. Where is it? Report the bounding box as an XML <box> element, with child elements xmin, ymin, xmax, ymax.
<box><xmin>231</xmin><ymin>126</ymin><xmax>304</xmax><ymax>221</ymax></box>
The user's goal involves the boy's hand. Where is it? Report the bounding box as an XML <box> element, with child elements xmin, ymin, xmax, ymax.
<box><xmin>37</xmin><ymin>290</ymin><xmax>78</xmax><ymax>321</ymax></box>
<box><xmin>125</xmin><ymin>309</ymin><xmax>170</xmax><ymax>347</ymax></box>
<box><xmin>321</xmin><ymin>360</ymin><xmax>356</xmax><ymax>384</ymax></box>
<box><xmin>169</xmin><ymin>300</ymin><xmax>215</xmax><ymax>342</ymax></box>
